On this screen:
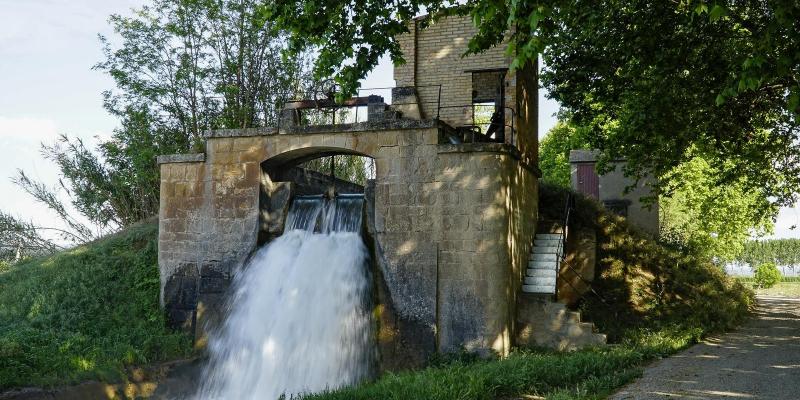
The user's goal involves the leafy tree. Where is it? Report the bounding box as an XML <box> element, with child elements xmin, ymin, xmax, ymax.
<box><xmin>736</xmin><ymin>239</ymin><xmax>800</xmax><ymax>267</ymax></box>
<box><xmin>0</xmin><ymin>0</ymin><xmax>313</xmax><ymax>250</ymax></box>
<box><xmin>268</xmin><ymin>0</ymin><xmax>800</xmax><ymax>209</ymax></box>
<box><xmin>0</xmin><ymin>212</ymin><xmax>63</xmax><ymax>263</ymax></box>
<box><xmin>659</xmin><ymin>155</ymin><xmax>774</xmax><ymax>262</ymax></box>
<box><xmin>538</xmin><ymin>121</ymin><xmax>590</xmax><ymax>187</ymax></box>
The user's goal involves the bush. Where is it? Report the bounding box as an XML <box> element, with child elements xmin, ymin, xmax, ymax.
<box><xmin>0</xmin><ymin>221</ymin><xmax>192</xmax><ymax>389</ymax></box>
<box><xmin>539</xmin><ymin>182</ymin><xmax>754</xmax><ymax>341</ymax></box>
<box><xmin>754</xmin><ymin>262</ymin><xmax>782</xmax><ymax>288</ymax></box>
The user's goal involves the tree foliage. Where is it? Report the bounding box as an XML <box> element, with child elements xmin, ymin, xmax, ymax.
<box><xmin>1</xmin><ymin>0</ymin><xmax>314</xmax><ymax>252</ymax></box>
<box><xmin>538</xmin><ymin>121</ymin><xmax>590</xmax><ymax>187</ymax></box>
<box><xmin>736</xmin><ymin>238</ymin><xmax>800</xmax><ymax>267</ymax></box>
<box><xmin>659</xmin><ymin>155</ymin><xmax>774</xmax><ymax>262</ymax></box>
<box><xmin>269</xmin><ymin>0</ymin><xmax>800</xmax><ymax>208</ymax></box>
<box><xmin>754</xmin><ymin>262</ymin><xmax>782</xmax><ymax>288</ymax></box>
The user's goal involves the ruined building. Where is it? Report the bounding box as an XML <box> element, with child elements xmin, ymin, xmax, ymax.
<box><xmin>157</xmin><ymin>15</ymin><xmax>604</xmax><ymax>372</ymax></box>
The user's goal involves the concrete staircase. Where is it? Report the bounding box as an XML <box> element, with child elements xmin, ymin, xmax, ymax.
<box><xmin>516</xmin><ymin>295</ymin><xmax>607</xmax><ymax>351</ymax></box>
<box><xmin>522</xmin><ymin>232</ymin><xmax>562</xmax><ymax>294</ymax></box>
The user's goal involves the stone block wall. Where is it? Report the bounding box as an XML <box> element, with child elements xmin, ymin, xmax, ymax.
<box><xmin>158</xmin><ymin>121</ymin><xmax>539</xmax><ymax>366</ymax></box>
<box><xmin>394</xmin><ymin>15</ymin><xmax>537</xmax><ymax>165</ymax></box>
<box><xmin>395</xmin><ymin>16</ymin><xmax>511</xmax><ymax>127</ymax></box>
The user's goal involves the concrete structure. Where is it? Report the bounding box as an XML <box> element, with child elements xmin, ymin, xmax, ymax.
<box><xmin>569</xmin><ymin>150</ymin><xmax>659</xmax><ymax>236</ymax></box>
<box><xmin>157</xmin><ymin>14</ymin><xmax>604</xmax><ymax>373</ymax></box>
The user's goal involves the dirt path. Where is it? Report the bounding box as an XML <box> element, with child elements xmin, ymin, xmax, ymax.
<box><xmin>610</xmin><ymin>295</ymin><xmax>800</xmax><ymax>399</ymax></box>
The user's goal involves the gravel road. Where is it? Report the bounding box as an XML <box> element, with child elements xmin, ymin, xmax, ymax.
<box><xmin>610</xmin><ymin>295</ymin><xmax>800</xmax><ymax>399</ymax></box>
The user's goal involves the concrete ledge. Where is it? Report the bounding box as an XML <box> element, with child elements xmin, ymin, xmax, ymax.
<box><xmin>157</xmin><ymin>153</ymin><xmax>205</xmax><ymax>164</ymax></box>
<box><xmin>203</xmin><ymin>119</ymin><xmax>441</xmax><ymax>138</ymax></box>
<box><xmin>438</xmin><ymin>143</ymin><xmax>542</xmax><ymax>176</ymax></box>
<box><xmin>206</xmin><ymin>127</ymin><xmax>278</xmax><ymax>138</ymax></box>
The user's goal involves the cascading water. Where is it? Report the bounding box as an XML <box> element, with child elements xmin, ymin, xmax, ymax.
<box><xmin>194</xmin><ymin>194</ymin><xmax>373</xmax><ymax>400</ymax></box>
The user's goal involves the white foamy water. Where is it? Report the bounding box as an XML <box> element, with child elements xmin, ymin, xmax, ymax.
<box><xmin>195</xmin><ymin>197</ymin><xmax>373</xmax><ymax>400</ymax></box>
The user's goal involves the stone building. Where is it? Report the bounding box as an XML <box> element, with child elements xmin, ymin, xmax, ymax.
<box><xmin>157</xmin><ymin>14</ymin><xmax>603</xmax><ymax>373</ymax></box>
<box><xmin>569</xmin><ymin>150</ymin><xmax>659</xmax><ymax>236</ymax></box>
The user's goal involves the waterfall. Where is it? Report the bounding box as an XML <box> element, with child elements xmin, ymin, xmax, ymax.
<box><xmin>195</xmin><ymin>195</ymin><xmax>373</xmax><ymax>400</ymax></box>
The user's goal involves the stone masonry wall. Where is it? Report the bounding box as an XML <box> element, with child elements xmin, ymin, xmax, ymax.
<box><xmin>159</xmin><ymin>122</ymin><xmax>539</xmax><ymax>365</ymax></box>
<box><xmin>395</xmin><ymin>16</ymin><xmax>511</xmax><ymax>127</ymax></box>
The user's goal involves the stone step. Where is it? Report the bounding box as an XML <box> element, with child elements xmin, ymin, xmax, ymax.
<box><xmin>524</xmin><ymin>276</ymin><xmax>556</xmax><ymax>286</ymax></box>
<box><xmin>522</xmin><ymin>284</ymin><xmax>556</xmax><ymax>294</ymax></box>
<box><xmin>535</xmin><ymin>233</ymin><xmax>562</xmax><ymax>240</ymax></box>
<box><xmin>526</xmin><ymin>268</ymin><xmax>557</xmax><ymax>277</ymax></box>
<box><xmin>531</xmin><ymin>253</ymin><xmax>558</xmax><ymax>262</ymax></box>
<box><xmin>532</xmin><ymin>245</ymin><xmax>561</xmax><ymax>255</ymax></box>
<box><xmin>534</xmin><ymin>238</ymin><xmax>561</xmax><ymax>247</ymax></box>
<box><xmin>528</xmin><ymin>260</ymin><xmax>558</xmax><ymax>270</ymax></box>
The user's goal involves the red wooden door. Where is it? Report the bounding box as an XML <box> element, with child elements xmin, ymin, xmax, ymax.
<box><xmin>576</xmin><ymin>163</ymin><xmax>599</xmax><ymax>199</ymax></box>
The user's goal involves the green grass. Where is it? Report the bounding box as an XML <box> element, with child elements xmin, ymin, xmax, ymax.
<box><xmin>0</xmin><ymin>221</ymin><xmax>192</xmax><ymax>389</ymax></box>
<box><xmin>305</xmin><ymin>326</ymin><xmax>705</xmax><ymax>400</ymax></box>
<box><xmin>736</xmin><ymin>276</ymin><xmax>800</xmax><ymax>283</ymax></box>
<box><xmin>753</xmin><ymin>282</ymin><xmax>800</xmax><ymax>297</ymax></box>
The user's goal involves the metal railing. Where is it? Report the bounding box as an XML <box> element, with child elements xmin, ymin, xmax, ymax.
<box><xmin>437</xmin><ymin>104</ymin><xmax>516</xmax><ymax>146</ymax></box>
<box><xmin>278</xmin><ymin>84</ymin><xmax>517</xmax><ymax>146</ymax></box>
<box><xmin>558</xmin><ymin>192</ymin><xmax>609</xmax><ymax>305</ymax></box>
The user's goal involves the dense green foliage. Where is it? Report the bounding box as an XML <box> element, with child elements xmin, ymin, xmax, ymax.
<box><xmin>538</xmin><ymin>121</ymin><xmax>773</xmax><ymax>263</ymax></box>
<box><xmin>659</xmin><ymin>156</ymin><xmax>773</xmax><ymax>262</ymax></box>
<box><xmin>538</xmin><ymin>121</ymin><xmax>590</xmax><ymax>187</ymax></box>
<box><xmin>270</xmin><ymin>0</ymin><xmax>800</xmax><ymax>210</ymax></box>
<box><xmin>307</xmin><ymin>185</ymin><xmax>753</xmax><ymax>400</ymax></box>
<box><xmin>0</xmin><ymin>222</ymin><xmax>191</xmax><ymax>389</ymax></box>
<box><xmin>754</xmin><ymin>262</ymin><xmax>782</xmax><ymax>288</ymax></box>
<box><xmin>735</xmin><ymin>238</ymin><xmax>800</xmax><ymax>267</ymax></box>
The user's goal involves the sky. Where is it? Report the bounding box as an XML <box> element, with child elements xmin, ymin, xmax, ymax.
<box><xmin>0</xmin><ymin>1</ymin><xmax>796</xmax><ymax>241</ymax></box>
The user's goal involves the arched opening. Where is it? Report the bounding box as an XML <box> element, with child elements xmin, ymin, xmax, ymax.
<box><xmin>258</xmin><ymin>147</ymin><xmax>376</xmax><ymax>244</ymax></box>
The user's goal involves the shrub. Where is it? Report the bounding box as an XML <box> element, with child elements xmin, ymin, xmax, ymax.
<box><xmin>539</xmin><ymin>182</ymin><xmax>754</xmax><ymax>341</ymax></box>
<box><xmin>754</xmin><ymin>262</ymin><xmax>782</xmax><ymax>288</ymax></box>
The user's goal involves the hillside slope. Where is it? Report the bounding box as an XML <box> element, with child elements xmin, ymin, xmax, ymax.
<box><xmin>539</xmin><ymin>183</ymin><xmax>754</xmax><ymax>341</ymax></box>
<box><xmin>0</xmin><ymin>221</ymin><xmax>191</xmax><ymax>389</ymax></box>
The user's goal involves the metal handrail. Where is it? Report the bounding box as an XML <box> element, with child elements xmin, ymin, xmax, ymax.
<box><xmin>558</xmin><ymin>192</ymin><xmax>609</xmax><ymax>305</ymax></box>
<box><xmin>436</xmin><ymin>105</ymin><xmax>516</xmax><ymax>146</ymax></box>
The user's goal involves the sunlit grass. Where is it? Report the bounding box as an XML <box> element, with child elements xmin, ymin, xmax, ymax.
<box><xmin>0</xmin><ymin>221</ymin><xmax>192</xmax><ymax>389</ymax></box>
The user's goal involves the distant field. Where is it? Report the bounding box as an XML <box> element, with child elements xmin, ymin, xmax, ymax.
<box><xmin>755</xmin><ymin>282</ymin><xmax>800</xmax><ymax>298</ymax></box>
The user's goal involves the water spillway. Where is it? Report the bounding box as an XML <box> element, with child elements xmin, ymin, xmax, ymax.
<box><xmin>195</xmin><ymin>195</ymin><xmax>373</xmax><ymax>400</ymax></box>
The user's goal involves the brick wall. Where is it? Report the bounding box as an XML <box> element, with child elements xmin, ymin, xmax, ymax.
<box><xmin>394</xmin><ymin>15</ymin><xmax>538</xmax><ymax>163</ymax></box>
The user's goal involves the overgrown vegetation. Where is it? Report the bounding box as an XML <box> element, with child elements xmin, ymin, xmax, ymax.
<box><xmin>306</xmin><ymin>184</ymin><xmax>753</xmax><ymax>400</ymax></box>
<box><xmin>539</xmin><ymin>183</ymin><xmax>753</xmax><ymax>340</ymax></box>
<box><xmin>0</xmin><ymin>221</ymin><xmax>191</xmax><ymax>389</ymax></box>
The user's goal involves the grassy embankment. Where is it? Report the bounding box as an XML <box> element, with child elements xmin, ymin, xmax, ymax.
<box><xmin>0</xmin><ymin>221</ymin><xmax>192</xmax><ymax>390</ymax></box>
<box><xmin>306</xmin><ymin>184</ymin><xmax>755</xmax><ymax>400</ymax></box>
<box><xmin>736</xmin><ymin>277</ymin><xmax>800</xmax><ymax>297</ymax></box>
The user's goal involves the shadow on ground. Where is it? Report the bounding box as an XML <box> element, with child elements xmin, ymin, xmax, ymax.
<box><xmin>610</xmin><ymin>296</ymin><xmax>800</xmax><ymax>399</ymax></box>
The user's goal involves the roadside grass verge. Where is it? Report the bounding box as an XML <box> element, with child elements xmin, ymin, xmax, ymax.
<box><xmin>305</xmin><ymin>326</ymin><xmax>704</xmax><ymax>400</ymax></box>
<box><xmin>0</xmin><ymin>221</ymin><xmax>192</xmax><ymax>389</ymax></box>
<box><xmin>752</xmin><ymin>282</ymin><xmax>800</xmax><ymax>297</ymax></box>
